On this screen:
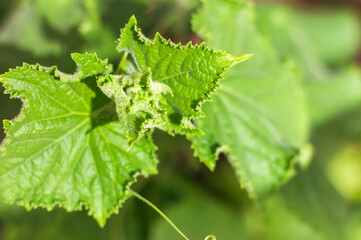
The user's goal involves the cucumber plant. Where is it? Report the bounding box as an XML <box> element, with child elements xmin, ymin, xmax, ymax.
<box><xmin>3</xmin><ymin>0</ymin><xmax>359</xmax><ymax>239</ymax></box>
<box><xmin>0</xmin><ymin>16</ymin><xmax>250</xmax><ymax>228</ymax></box>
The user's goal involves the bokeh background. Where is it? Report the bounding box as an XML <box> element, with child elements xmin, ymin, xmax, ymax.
<box><xmin>1</xmin><ymin>0</ymin><xmax>361</xmax><ymax>239</ymax></box>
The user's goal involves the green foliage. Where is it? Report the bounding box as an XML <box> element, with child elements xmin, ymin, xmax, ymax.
<box><xmin>1</xmin><ymin>0</ymin><xmax>361</xmax><ymax>238</ymax></box>
<box><xmin>0</xmin><ymin>16</ymin><xmax>245</xmax><ymax>226</ymax></box>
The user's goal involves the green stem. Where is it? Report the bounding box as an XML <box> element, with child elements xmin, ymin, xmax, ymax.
<box><xmin>129</xmin><ymin>189</ymin><xmax>190</xmax><ymax>240</ymax></box>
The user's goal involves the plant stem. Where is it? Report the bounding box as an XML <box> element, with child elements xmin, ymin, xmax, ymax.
<box><xmin>129</xmin><ymin>189</ymin><xmax>190</xmax><ymax>240</ymax></box>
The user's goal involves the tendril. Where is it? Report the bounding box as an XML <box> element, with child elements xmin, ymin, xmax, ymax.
<box><xmin>205</xmin><ymin>235</ymin><xmax>216</xmax><ymax>240</ymax></box>
<box><xmin>129</xmin><ymin>189</ymin><xmax>190</xmax><ymax>240</ymax></box>
<box><xmin>130</xmin><ymin>189</ymin><xmax>217</xmax><ymax>240</ymax></box>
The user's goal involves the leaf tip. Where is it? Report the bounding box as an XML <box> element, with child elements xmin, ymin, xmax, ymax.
<box><xmin>122</xmin><ymin>15</ymin><xmax>138</xmax><ymax>34</ymax></box>
<box><xmin>70</xmin><ymin>52</ymin><xmax>80</xmax><ymax>61</ymax></box>
<box><xmin>154</xmin><ymin>32</ymin><xmax>162</xmax><ymax>41</ymax></box>
<box><xmin>232</xmin><ymin>53</ymin><xmax>254</xmax><ymax>64</ymax></box>
<box><xmin>94</xmin><ymin>214</ymin><xmax>107</xmax><ymax>228</ymax></box>
<box><xmin>129</xmin><ymin>15</ymin><xmax>137</xmax><ymax>26</ymax></box>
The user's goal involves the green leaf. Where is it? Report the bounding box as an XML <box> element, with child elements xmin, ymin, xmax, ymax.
<box><xmin>58</xmin><ymin>52</ymin><xmax>113</xmax><ymax>82</ymax></box>
<box><xmin>116</xmin><ymin>16</ymin><xmax>249</xmax><ymax>142</ymax></box>
<box><xmin>190</xmin><ymin>0</ymin><xmax>309</xmax><ymax>197</ymax></box>
<box><xmin>0</xmin><ymin>63</ymin><xmax>158</xmax><ymax>227</ymax></box>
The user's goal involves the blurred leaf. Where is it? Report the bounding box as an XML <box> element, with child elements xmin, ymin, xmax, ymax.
<box><xmin>0</xmin><ymin>0</ymin><xmax>105</xmax><ymax>57</ymax></box>
<box><xmin>262</xmin><ymin>197</ymin><xmax>327</xmax><ymax>240</ymax></box>
<box><xmin>0</xmin><ymin>2</ymin><xmax>62</xmax><ymax>56</ymax></box>
<box><xmin>256</xmin><ymin>3</ymin><xmax>327</xmax><ymax>80</ymax></box>
<box><xmin>297</xmin><ymin>9</ymin><xmax>361</xmax><ymax>65</ymax></box>
<box><xmin>34</xmin><ymin>0</ymin><xmax>84</xmax><ymax>32</ymax></box>
<box><xmin>256</xmin><ymin>3</ymin><xmax>361</xmax><ymax>126</ymax></box>
<box><xmin>281</xmin><ymin>163</ymin><xmax>350</xmax><ymax>240</ymax></box>
<box><xmin>306</xmin><ymin>66</ymin><xmax>361</xmax><ymax>125</ymax></box>
<box><xmin>190</xmin><ymin>0</ymin><xmax>310</xmax><ymax>198</ymax></box>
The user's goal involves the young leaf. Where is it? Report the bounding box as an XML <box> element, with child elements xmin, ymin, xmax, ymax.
<box><xmin>71</xmin><ymin>52</ymin><xmax>113</xmax><ymax>78</ymax></box>
<box><xmin>190</xmin><ymin>0</ymin><xmax>310</xmax><ymax>197</ymax></box>
<box><xmin>97</xmin><ymin>71</ymin><xmax>173</xmax><ymax>145</ymax></box>
<box><xmin>116</xmin><ymin>16</ymin><xmax>250</xmax><ymax>142</ymax></box>
<box><xmin>57</xmin><ymin>53</ymin><xmax>113</xmax><ymax>82</ymax></box>
<box><xmin>0</xmin><ymin>63</ymin><xmax>158</xmax><ymax>227</ymax></box>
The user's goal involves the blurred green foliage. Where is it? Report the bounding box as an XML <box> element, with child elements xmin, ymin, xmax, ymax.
<box><xmin>1</xmin><ymin>0</ymin><xmax>361</xmax><ymax>239</ymax></box>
